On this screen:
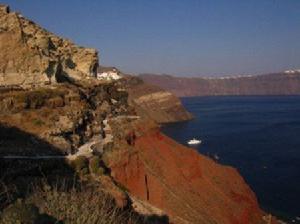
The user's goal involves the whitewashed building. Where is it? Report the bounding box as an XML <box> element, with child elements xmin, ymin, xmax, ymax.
<box><xmin>97</xmin><ymin>66</ymin><xmax>122</xmax><ymax>81</ymax></box>
<box><xmin>284</xmin><ymin>69</ymin><xmax>300</xmax><ymax>74</ymax></box>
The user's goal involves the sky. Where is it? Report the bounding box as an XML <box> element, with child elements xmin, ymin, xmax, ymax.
<box><xmin>3</xmin><ymin>0</ymin><xmax>300</xmax><ymax>77</ymax></box>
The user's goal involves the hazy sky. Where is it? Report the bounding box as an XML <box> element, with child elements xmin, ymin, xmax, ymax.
<box><xmin>4</xmin><ymin>0</ymin><xmax>300</xmax><ymax>77</ymax></box>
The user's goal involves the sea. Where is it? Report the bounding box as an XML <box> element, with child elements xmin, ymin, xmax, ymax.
<box><xmin>161</xmin><ymin>96</ymin><xmax>300</xmax><ymax>223</ymax></box>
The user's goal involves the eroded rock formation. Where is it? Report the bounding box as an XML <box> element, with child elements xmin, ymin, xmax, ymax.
<box><xmin>0</xmin><ymin>4</ymin><xmax>98</xmax><ymax>88</ymax></box>
<box><xmin>0</xmin><ymin>82</ymin><xmax>129</xmax><ymax>155</ymax></box>
<box><xmin>103</xmin><ymin>118</ymin><xmax>276</xmax><ymax>224</ymax></box>
<box><xmin>121</xmin><ymin>76</ymin><xmax>193</xmax><ymax>123</ymax></box>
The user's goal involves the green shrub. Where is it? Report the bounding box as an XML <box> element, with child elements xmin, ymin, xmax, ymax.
<box><xmin>71</xmin><ymin>156</ymin><xmax>88</xmax><ymax>173</ymax></box>
<box><xmin>89</xmin><ymin>156</ymin><xmax>98</xmax><ymax>172</ymax></box>
<box><xmin>14</xmin><ymin>88</ymin><xmax>66</xmax><ymax>109</ymax></box>
<box><xmin>89</xmin><ymin>156</ymin><xmax>104</xmax><ymax>175</ymax></box>
<box><xmin>32</xmin><ymin>118</ymin><xmax>45</xmax><ymax>126</ymax></box>
<box><xmin>80</xmin><ymin>167</ymin><xmax>89</xmax><ymax>175</ymax></box>
<box><xmin>97</xmin><ymin>167</ymin><xmax>105</xmax><ymax>175</ymax></box>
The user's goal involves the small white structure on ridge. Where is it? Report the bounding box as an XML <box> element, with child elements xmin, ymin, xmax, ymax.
<box><xmin>97</xmin><ymin>66</ymin><xmax>122</xmax><ymax>81</ymax></box>
<box><xmin>284</xmin><ymin>69</ymin><xmax>300</xmax><ymax>74</ymax></box>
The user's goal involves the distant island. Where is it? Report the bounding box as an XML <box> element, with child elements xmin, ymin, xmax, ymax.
<box><xmin>140</xmin><ymin>71</ymin><xmax>300</xmax><ymax>97</ymax></box>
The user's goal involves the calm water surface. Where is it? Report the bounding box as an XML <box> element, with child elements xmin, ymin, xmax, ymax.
<box><xmin>162</xmin><ymin>96</ymin><xmax>300</xmax><ymax>223</ymax></box>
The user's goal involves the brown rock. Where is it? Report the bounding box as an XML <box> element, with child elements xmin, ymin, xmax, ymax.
<box><xmin>50</xmin><ymin>136</ymin><xmax>71</xmax><ymax>153</ymax></box>
<box><xmin>57</xmin><ymin>115</ymin><xmax>74</xmax><ymax>132</ymax></box>
<box><xmin>0</xmin><ymin>4</ymin><xmax>10</xmax><ymax>14</ymax></box>
<box><xmin>122</xmin><ymin>76</ymin><xmax>193</xmax><ymax>123</ymax></box>
<box><xmin>46</xmin><ymin>96</ymin><xmax>64</xmax><ymax>108</ymax></box>
<box><xmin>0</xmin><ymin>5</ymin><xmax>99</xmax><ymax>88</ymax></box>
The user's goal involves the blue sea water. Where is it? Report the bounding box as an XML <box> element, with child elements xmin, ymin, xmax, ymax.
<box><xmin>161</xmin><ymin>96</ymin><xmax>300</xmax><ymax>223</ymax></box>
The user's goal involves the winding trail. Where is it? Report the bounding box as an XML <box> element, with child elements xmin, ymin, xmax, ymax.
<box><xmin>1</xmin><ymin>138</ymin><xmax>102</xmax><ymax>160</ymax></box>
<box><xmin>1</xmin><ymin>115</ymin><xmax>139</xmax><ymax>160</ymax></box>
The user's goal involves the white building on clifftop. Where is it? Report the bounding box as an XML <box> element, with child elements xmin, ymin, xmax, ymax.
<box><xmin>284</xmin><ymin>69</ymin><xmax>300</xmax><ymax>74</ymax></box>
<box><xmin>97</xmin><ymin>66</ymin><xmax>122</xmax><ymax>81</ymax></box>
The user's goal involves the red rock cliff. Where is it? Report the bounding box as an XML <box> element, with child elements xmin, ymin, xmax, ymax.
<box><xmin>107</xmin><ymin>123</ymin><xmax>274</xmax><ymax>224</ymax></box>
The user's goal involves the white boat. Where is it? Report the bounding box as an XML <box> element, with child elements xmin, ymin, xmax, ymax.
<box><xmin>213</xmin><ymin>154</ymin><xmax>219</xmax><ymax>161</ymax></box>
<box><xmin>187</xmin><ymin>138</ymin><xmax>202</xmax><ymax>145</ymax></box>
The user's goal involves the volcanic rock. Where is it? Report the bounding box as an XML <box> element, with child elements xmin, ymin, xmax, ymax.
<box><xmin>105</xmin><ymin>119</ymin><xmax>276</xmax><ymax>224</ymax></box>
<box><xmin>0</xmin><ymin>5</ymin><xmax>98</xmax><ymax>88</ymax></box>
<box><xmin>121</xmin><ymin>75</ymin><xmax>193</xmax><ymax>123</ymax></box>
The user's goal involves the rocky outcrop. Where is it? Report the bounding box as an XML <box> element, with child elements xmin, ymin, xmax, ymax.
<box><xmin>0</xmin><ymin>5</ymin><xmax>98</xmax><ymax>88</ymax></box>
<box><xmin>121</xmin><ymin>76</ymin><xmax>193</xmax><ymax>123</ymax></box>
<box><xmin>103</xmin><ymin>118</ymin><xmax>276</xmax><ymax>224</ymax></box>
<box><xmin>0</xmin><ymin>82</ymin><xmax>129</xmax><ymax>155</ymax></box>
<box><xmin>140</xmin><ymin>73</ymin><xmax>300</xmax><ymax>97</ymax></box>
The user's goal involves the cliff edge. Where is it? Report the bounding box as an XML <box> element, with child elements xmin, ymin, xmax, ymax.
<box><xmin>121</xmin><ymin>75</ymin><xmax>193</xmax><ymax>123</ymax></box>
<box><xmin>0</xmin><ymin>4</ymin><xmax>98</xmax><ymax>88</ymax></box>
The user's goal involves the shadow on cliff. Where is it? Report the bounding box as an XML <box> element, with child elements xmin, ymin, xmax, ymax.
<box><xmin>0</xmin><ymin>124</ymin><xmax>169</xmax><ymax>224</ymax></box>
<box><xmin>0</xmin><ymin>124</ymin><xmax>76</xmax><ymax>209</ymax></box>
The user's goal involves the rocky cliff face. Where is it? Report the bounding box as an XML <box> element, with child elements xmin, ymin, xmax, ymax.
<box><xmin>0</xmin><ymin>5</ymin><xmax>278</xmax><ymax>224</ymax></box>
<box><xmin>121</xmin><ymin>76</ymin><xmax>193</xmax><ymax>123</ymax></box>
<box><xmin>103</xmin><ymin>118</ymin><xmax>276</xmax><ymax>224</ymax></box>
<box><xmin>0</xmin><ymin>83</ymin><xmax>277</xmax><ymax>223</ymax></box>
<box><xmin>0</xmin><ymin>82</ymin><xmax>129</xmax><ymax>155</ymax></box>
<box><xmin>140</xmin><ymin>73</ymin><xmax>300</xmax><ymax>97</ymax></box>
<box><xmin>0</xmin><ymin>5</ymin><xmax>98</xmax><ymax>88</ymax></box>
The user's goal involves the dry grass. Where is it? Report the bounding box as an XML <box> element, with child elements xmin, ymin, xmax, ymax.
<box><xmin>0</xmin><ymin>177</ymin><xmax>168</xmax><ymax>224</ymax></box>
<box><xmin>0</xmin><ymin>200</ymin><xmax>40</xmax><ymax>224</ymax></box>
<box><xmin>25</xmin><ymin>182</ymin><xmax>143</xmax><ymax>224</ymax></box>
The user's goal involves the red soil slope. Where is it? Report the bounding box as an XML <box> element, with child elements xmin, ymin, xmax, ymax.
<box><xmin>110</xmin><ymin>129</ymin><xmax>275</xmax><ymax>224</ymax></box>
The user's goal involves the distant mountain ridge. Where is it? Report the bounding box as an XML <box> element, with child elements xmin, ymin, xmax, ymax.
<box><xmin>140</xmin><ymin>71</ymin><xmax>300</xmax><ymax>97</ymax></box>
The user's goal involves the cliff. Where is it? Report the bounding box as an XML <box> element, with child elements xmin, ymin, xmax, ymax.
<box><xmin>120</xmin><ymin>75</ymin><xmax>193</xmax><ymax>123</ymax></box>
<box><xmin>0</xmin><ymin>84</ymin><xmax>276</xmax><ymax>224</ymax></box>
<box><xmin>140</xmin><ymin>72</ymin><xmax>300</xmax><ymax>97</ymax></box>
<box><xmin>105</xmin><ymin>118</ymin><xmax>271</xmax><ymax>224</ymax></box>
<box><xmin>0</xmin><ymin>3</ymin><xmax>189</xmax><ymax>123</ymax></box>
<box><xmin>0</xmin><ymin>5</ymin><xmax>278</xmax><ymax>224</ymax></box>
<box><xmin>0</xmin><ymin>4</ymin><xmax>98</xmax><ymax>88</ymax></box>
<box><xmin>0</xmin><ymin>82</ymin><xmax>129</xmax><ymax>155</ymax></box>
